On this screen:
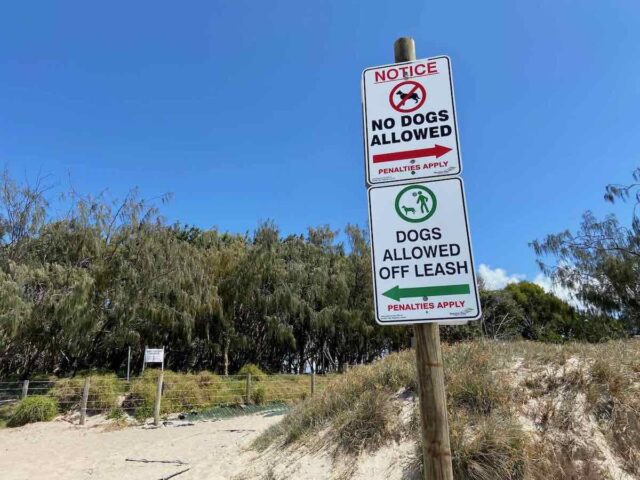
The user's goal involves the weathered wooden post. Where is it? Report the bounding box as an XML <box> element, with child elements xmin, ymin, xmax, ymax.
<box><xmin>126</xmin><ymin>346</ymin><xmax>131</xmax><ymax>382</ymax></box>
<box><xmin>394</xmin><ymin>37</ymin><xmax>454</xmax><ymax>480</ymax></box>
<box><xmin>245</xmin><ymin>373</ymin><xmax>252</xmax><ymax>404</ymax></box>
<box><xmin>21</xmin><ymin>380</ymin><xmax>29</xmax><ymax>399</ymax></box>
<box><xmin>153</xmin><ymin>371</ymin><xmax>163</xmax><ymax>426</ymax></box>
<box><xmin>79</xmin><ymin>377</ymin><xmax>91</xmax><ymax>426</ymax></box>
<box><xmin>310</xmin><ymin>372</ymin><xmax>316</xmax><ymax>396</ymax></box>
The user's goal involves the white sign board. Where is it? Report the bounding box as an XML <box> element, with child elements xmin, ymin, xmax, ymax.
<box><xmin>362</xmin><ymin>56</ymin><xmax>461</xmax><ymax>185</ymax></box>
<box><xmin>368</xmin><ymin>177</ymin><xmax>480</xmax><ymax>324</ymax></box>
<box><xmin>144</xmin><ymin>348</ymin><xmax>164</xmax><ymax>364</ymax></box>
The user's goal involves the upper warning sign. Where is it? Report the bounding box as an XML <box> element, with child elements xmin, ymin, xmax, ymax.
<box><xmin>362</xmin><ymin>56</ymin><xmax>461</xmax><ymax>184</ymax></box>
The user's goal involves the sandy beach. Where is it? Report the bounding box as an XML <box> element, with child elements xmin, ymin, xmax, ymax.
<box><xmin>0</xmin><ymin>413</ymin><xmax>282</xmax><ymax>480</ymax></box>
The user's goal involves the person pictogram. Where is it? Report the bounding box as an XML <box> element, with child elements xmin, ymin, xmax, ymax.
<box><xmin>416</xmin><ymin>191</ymin><xmax>430</xmax><ymax>214</ymax></box>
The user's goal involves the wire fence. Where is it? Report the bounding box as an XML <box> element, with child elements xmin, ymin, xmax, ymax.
<box><xmin>0</xmin><ymin>372</ymin><xmax>335</xmax><ymax>424</ymax></box>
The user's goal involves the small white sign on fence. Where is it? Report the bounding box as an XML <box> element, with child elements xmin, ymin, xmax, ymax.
<box><xmin>144</xmin><ymin>347</ymin><xmax>164</xmax><ymax>367</ymax></box>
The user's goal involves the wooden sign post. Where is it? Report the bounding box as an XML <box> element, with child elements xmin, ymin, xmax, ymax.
<box><xmin>394</xmin><ymin>37</ymin><xmax>454</xmax><ymax>480</ymax></box>
<box><xmin>362</xmin><ymin>35</ymin><xmax>481</xmax><ymax>479</ymax></box>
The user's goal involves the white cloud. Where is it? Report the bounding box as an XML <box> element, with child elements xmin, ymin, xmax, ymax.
<box><xmin>478</xmin><ymin>264</ymin><xmax>525</xmax><ymax>290</ymax></box>
<box><xmin>533</xmin><ymin>273</ymin><xmax>582</xmax><ymax>308</ymax></box>
<box><xmin>478</xmin><ymin>264</ymin><xmax>582</xmax><ymax>308</ymax></box>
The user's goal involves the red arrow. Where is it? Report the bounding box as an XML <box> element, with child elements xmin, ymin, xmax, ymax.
<box><xmin>372</xmin><ymin>144</ymin><xmax>452</xmax><ymax>163</ymax></box>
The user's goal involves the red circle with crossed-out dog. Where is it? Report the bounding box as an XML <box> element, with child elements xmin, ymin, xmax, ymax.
<box><xmin>389</xmin><ymin>80</ymin><xmax>427</xmax><ymax>113</ymax></box>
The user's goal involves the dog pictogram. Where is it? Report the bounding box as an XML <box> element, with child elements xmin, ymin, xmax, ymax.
<box><xmin>396</xmin><ymin>89</ymin><xmax>420</xmax><ymax>105</ymax></box>
<box><xmin>389</xmin><ymin>80</ymin><xmax>426</xmax><ymax>113</ymax></box>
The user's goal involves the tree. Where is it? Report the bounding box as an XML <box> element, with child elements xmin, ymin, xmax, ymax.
<box><xmin>505</xmin><ymin>282</ymin><xmax>576</xmax><ymax>341</ymax></box>
<box><xmin>479</xmin><ymin>288</ymin><xmax>524</xmax><ymax>340</ymax></box>
<box><xmin>532</xmin><ymin>168</ymin><xmax>640</xmax><ymax>335</ymax></box>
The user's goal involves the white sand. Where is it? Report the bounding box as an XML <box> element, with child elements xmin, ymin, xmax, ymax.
<box><xmin>0</xmin><ymin>413</ymin><xmax>283</xmax><ymax>480</ymax></box>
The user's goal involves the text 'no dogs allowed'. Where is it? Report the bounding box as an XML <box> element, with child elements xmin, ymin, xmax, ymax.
<box><xmin>362</xmin><ymin>56</ymin><xmax>461</xmax><ymax>184</ymax></box>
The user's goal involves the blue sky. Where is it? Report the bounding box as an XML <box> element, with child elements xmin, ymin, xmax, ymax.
<box><xmin>1</xmin><ymin>1</ymin><xmax>639</xmax><ymax>285</ymax></box>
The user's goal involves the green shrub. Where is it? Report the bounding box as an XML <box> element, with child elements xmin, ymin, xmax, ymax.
<box><xmin>238</xmin><ymin>363</ymin><xmax>266</xmax><ymax>381</ymax></box>
<box><xmin>133</xmin><ymin>404</ymin><xmax>153</xmax><ymax>422</ymax></box>
<box><xmin>106</xmin><ymin>406</ymin><xmax>125</xmax><ymax>420</ymax></box>
<box><xmin>8</xmin><ymin>396</ymin><xmax>58</xmax><ymax>427</ymax></box>
<box><xmin>251</xmin><ymin>385</ymin><xmax>266</xmax><ymax>405</ymax></box>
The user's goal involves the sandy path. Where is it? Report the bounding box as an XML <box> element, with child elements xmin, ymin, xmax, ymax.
<box><xmin>0</xmin><ymin>412</ymin><xmax>282</xmax><ymax>480</ymax></box>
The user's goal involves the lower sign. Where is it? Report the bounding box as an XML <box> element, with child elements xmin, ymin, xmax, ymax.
<box><xmin>368</xmin><ymin>177</ymin><xmax>481</xmax><ymax>325</ymax></box>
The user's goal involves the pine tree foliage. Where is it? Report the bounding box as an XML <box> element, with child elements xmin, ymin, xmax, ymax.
<box><xmin>0</xmin><ymin>169</ymin><xmax>627</xmax><ymax>377</ymax></box>
<box><xmin>533</xmin><ymin>167</ymin><xmax>640</xmax><ymax>335</ymax></box>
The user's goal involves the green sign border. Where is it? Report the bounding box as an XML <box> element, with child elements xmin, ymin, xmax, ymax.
<box><xmin>394</xmin><ymin>185</ymin><xmax>437</xmax><ymax>223</ymax></box>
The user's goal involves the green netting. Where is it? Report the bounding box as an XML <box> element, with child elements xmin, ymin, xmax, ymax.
<box><xmin>186</xmin><ymin>401</ymin><xmax>291</xmax><ymax>421</ymax></box>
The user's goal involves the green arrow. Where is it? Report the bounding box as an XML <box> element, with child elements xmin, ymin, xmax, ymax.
<box><xmin>383</xmin><ymin>284</ymin><xmax>471</xmax><ymax>301</ymax></box>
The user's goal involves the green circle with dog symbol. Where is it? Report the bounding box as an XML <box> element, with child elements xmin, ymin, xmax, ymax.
<box><xmin>394</xmin><ymin>185</ymin><xmax>437</xmax><ymax>223</ymax></box>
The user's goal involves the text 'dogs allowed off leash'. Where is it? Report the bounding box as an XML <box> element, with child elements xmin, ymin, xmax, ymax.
<box><xmin>368</xmin><ymin>177</ymin><xmax>480</xmax><ymax>325</ymax></box>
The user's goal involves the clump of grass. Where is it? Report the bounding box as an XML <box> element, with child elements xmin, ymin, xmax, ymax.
<box><xmin>610</xmin><ymin>405</ymin><xmax>640</xmax><ymax>474</ymax></box>
<box><xmin>445</xmin><ymin>342</ymin><xmax>510</xmax><ymax>415</ymax></box>
<box><xmin>590</xmin><ymin>358</ymin><xmax>626</xmax><ymax>398</ymax></box>
<box><xmin>586</xmin><ymin>349</ymin><xmax>640</xmax><ymax>474</ymax></box>
<box><xmin>251</xmin><ymin>385</ymin><xmax>266</xmax><ymax>405</ymax></box>
<box><xmin>106</xmin><ymin>406</ymin><xmax>125</xmax><ymax>420</ymax></box>
<box><xmin>333</xmin><ymin>389</ymin><xmax>400</xmax><ymax>454</ymax></box>
<box><xmin>527</xmin><ymin>439</ymin><xmax>605</xmax><ymax>480</ymax></box>
<box><xmin>238</xmin><ymin>363</ymin><xmax>267</xmax><ymax>381</ymax></box>
<box><xmin>8</xmin><ymin>396</ymin><xmax>58</xmax><ymax>427</ymax></box>
<box><xmin>450</xmin><ymin>411</ymin><xmax>527</xmax><ymax>480</ymax></box>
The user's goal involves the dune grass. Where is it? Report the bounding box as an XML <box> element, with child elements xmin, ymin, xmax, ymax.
<box><xmin>253</xmin><ymin>350</ymin><xmax>415</xmax><ymax>452</ymax></box>
<box><xmin>252</xmin><ymin>339</ymin><xmax>640</xmax><ymax>480</ymax></box>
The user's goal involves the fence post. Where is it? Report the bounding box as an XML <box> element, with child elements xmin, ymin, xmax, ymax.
<box><xmin>153</xmin><ymin>371</ymin><xmax>163</xmax><ymax>426</ymax></box>
<box><xmin>245</xmin><ymin>373</ymin><xmax>252</xmax><ymax>404</ymax></box>
<box><xmin>79</xmin><ymin>377</ymin><xmax>90</xmax><ymax>426</ymax></box>
<box><xmin>21</xmin><ymin>380</ymin><xmax>29</xmax><ymax>399</ymax></box>
<box><xmin>310</xmin><ymin>372</ymin><xmax>316</xmax><ymax>396</ymax></box>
